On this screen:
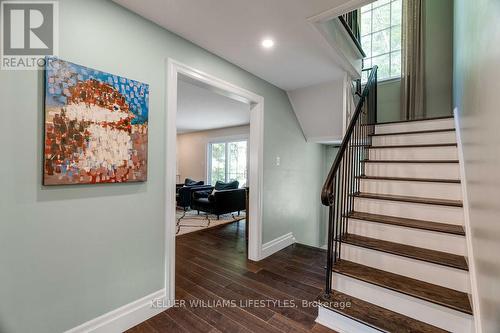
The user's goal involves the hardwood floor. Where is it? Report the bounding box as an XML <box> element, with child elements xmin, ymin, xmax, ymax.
<box><xmin>127</xmin><ymin>220</ymin><xmax>336</xmax><ymax>333</ymax></box>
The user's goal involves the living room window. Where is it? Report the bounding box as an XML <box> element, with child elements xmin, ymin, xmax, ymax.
<box><xmin>208</xmin><ymin>139</ymin><xmax>248</xmax><ymax>186</ymax></box>
<box><xmin>360</xmin><ymin>0</ymin><xmax>402</xmax><ymax>82</ymax></box>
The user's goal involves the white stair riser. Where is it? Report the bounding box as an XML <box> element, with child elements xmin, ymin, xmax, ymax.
<box><xmin>331</xmin><ymin>273</ymin><xmax>474</xmax><ymax>333</ymax></box>
<box><xmin>354</xmin><ymin>197</ymin><xmax>464</xmax><ymax>225</ymax></box>
<box><xmin>348</xmin><ymin>219</ymin><xmax>467</xmax><ymax>255</ymax></box>
<box><xmin>340</xmin><ymin>244</ymin><xmax>470</xmax><ymax>292</ymax></box>
<box><xmin>375</xmin><ymin>118</ymin><xmax>455</xmax><ymax>134</ymax></box>
<box><xmin>365</xmin><ymin>162</ymin><xmax>460</xmax><ymax>179</ymax></box>
<box><xmin>317</xmin><ymin>306</ymin><xmax>380</xmax><ymax>333</ymax></box>
<box><xmin>360</xmin><ymin>179</ymin><xmax>462</xmax><ymax>201</ymax></box>
<box><xmin>369</xmin><ymin>146</ymin><xmax>458</xmax><ymax>160</ymax></box>
<box><xmin>372</xmin><ymin>131</ymin><xmax>456</xmax><ymax>146</ymax></box>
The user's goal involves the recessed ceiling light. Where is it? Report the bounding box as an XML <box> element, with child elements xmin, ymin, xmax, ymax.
<box><xmin>261</xmin><ymin>38</ymin><xmax>275</xmax><ymax>49</ymax></box>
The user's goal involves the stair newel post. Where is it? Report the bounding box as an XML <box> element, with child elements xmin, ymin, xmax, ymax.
<box><xmin>325</xmin><ymin>205</ymin><xmax>332</xmax><ymax>296</ymax></box>
<box><xmin>325</xmin><ymin>177</ymin><xmax>336</xmax><ymax>297</ymax></box>
<box><xmin>335</xmin><ymin>169</ymin><xmax>342</xmax><ymax>262</ymax></box>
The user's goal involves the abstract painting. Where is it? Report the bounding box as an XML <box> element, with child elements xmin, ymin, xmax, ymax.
<box><xmin>43</xmin><ymin>57</ymin><xmax>149</xmax><ymax>185</ymax></box>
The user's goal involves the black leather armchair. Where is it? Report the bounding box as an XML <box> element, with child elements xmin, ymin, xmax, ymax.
<box><xmin>176</xmin><ymin>179</ymin><xmax>212</xmax><ymax>210</ymax></box>
<box><xmin>191</xmin><ymin>187</ymin><xmax>246</xmax><ymax>218</ymax></box>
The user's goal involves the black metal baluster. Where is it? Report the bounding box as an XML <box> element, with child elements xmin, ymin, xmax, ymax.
<box><xmin>321</xmin><ymin>66</ymin><xmax>377</xmax><ymax>298</ymax></box>
<box><xmin>335</xmin><ymin>167</ymin><xmax>342</xmax><ymax>261</ymax></box>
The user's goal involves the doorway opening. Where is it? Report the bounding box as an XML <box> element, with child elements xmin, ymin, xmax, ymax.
<box><xmin>165</xmin><ymin>60</ymin><xmax>264</xmax><ymax>300</ymax></box>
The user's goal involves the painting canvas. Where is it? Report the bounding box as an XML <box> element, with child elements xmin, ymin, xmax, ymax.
<box><xmin>43</xmin><ymin>57</ymin><xmax>149</xmax><ymax>185</ymax></box>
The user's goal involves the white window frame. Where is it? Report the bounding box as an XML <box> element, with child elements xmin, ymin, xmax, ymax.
<box><xmin>361</xmin><ymin>0</ymin><xmax>402</xmax><ymax>82</ymax></box>
<box><xmin>206</xmin><ymin>134</ymin><xmax>249</xmax><ymax>186</ymax></box>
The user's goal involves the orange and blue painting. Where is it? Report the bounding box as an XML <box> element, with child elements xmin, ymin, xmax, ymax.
<box><xmin>43</xmin><ymin>57</ymin><xmax>149</xmax><ymax>185</ymax></box>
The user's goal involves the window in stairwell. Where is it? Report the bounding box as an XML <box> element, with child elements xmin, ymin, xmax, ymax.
<box><xmin>360</xmin><ymin>0</ymin><xmax>402</xmax><ymax>82</ymax></box>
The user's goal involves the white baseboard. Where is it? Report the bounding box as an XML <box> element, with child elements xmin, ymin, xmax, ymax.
<box><xmin>65</xmin><ymin>289</ymin><xmax>167</xmax><ymax>333</ymax></box>
<box><xmin>260</xmin><ymin>232</ymin><xmax>296</xmax><ymax>259</ymax></box>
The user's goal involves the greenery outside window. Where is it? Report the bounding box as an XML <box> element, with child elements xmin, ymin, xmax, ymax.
<box><xmin>361</xmin><ymin>0</ymin><xmax>402</xmax><ymax>82</ymax></box>
<box><xmin>208</xmin><ymin>139</ymin><xmax>248</xmax><ymax>186</ymax></box>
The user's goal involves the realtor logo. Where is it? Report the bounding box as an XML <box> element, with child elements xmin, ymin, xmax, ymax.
<box><xmin>1</xmin><ymin>1</ymin><xmax>58</xmax><ymax>70</ymax></box>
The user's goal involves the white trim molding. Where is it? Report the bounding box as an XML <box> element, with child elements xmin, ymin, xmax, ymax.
<box><xmin>306</xmin><ymin>136</ymin><xmax>342</xmax><ymax>145</ymax></box>
<box><xmin>166</xmin><ymin>59</ymin><xmax>265</xmax><ymax>303</ymax></box>
<box><xmin>306</xmin><ymin>0</ymin><xmax>372</xmax><ymax>79</ymax></box>
<box><xmin>64</xmin><ymin>289</ymin><xmax>167</xmax><ymax>333</ymax></box>
<box><xmin>453</xmin><ymin>108</ymin><xmax>482</xmax><ymax>333</ymax></box>
<box><xmin>261</xmin><ymin>232</ymin><xmax>296</xmax><ymax>259</ymax></box>
<box><xmin>307</xmin><ymin>0</ymin><xmax>374</xmax><ymax>24</ymax></box>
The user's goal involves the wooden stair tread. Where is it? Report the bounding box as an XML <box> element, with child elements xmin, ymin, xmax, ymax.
<box><xmin>341</xmin><ymin>234</ymin><xmax>469</xmax><ymax>271</ymax></box>
<box><xmin>369</xmin><ymin>128</ymin><xmax>455</xmax><ymax>136</ymax></box>
<box><xmin>347</xmin><ymin>211</ymin><xmax>465</xmax><ymax>235</ymax></box>
<box><xmin>332</xmin><ymin>260</ymin><xmax>473</xmax><ymax>315</ymax></box>
<box><xmin>363</xmin><ymin>159</ymin><xmax>459</xmax><ymax>164</ymax></box>
<box><xmin>369</xmin><ymin>143</ymin><xmax>457</xmax><ymax>149</ymax></box>
<box><xmin>320</xmin><ymin>290</ymin><xmax>448</xmax><ymax>333</ymax></box>
<box><xmin>352</xmin><ymin>192</ymin><xmax>463</xmax><ymax>207</ymax></box>
<box><xmin>357</xmin><ymin>175</ymin><xmax>460</xmax><ymax>184</ymax></box>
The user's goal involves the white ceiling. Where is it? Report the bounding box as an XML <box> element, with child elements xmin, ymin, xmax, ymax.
<box><xmin>112</xmin><ymin>0</ymin><xmax>358</xmax><ymax>91</ymax></box>
<box><xmin>177</xmin><ymin>79</ymin><xmax>250</xmax><ymax>134</ymax></box>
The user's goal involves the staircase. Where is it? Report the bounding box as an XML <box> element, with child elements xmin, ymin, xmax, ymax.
<box><xmin>318</xmin><ymin>67</ymin><xmax>474</xmax><ymax>332</ymax></box>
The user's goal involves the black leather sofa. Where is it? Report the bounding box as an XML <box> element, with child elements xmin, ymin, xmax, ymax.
<box><xmin>176</xmin><ymin>179</ymin><xmax>213</xmax><ymax>210</ymax></box>
<box><xmin>191</xmin><ymin>181</ymin><xmax>246</xmax><ymax>218</ymax></box>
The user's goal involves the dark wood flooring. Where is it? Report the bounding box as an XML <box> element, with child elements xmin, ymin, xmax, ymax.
<box><xmin>126</xmin><ymin>220</ymin><xmax>336</xmax><ymax>333</ymax></box>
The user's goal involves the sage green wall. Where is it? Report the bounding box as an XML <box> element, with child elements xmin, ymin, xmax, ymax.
<box><xmin>0</xmin><ymin>0</ymin><xmax>325</xmax><ymax>332</ymax></box>
<box><xmin>320</xmin><ymin>145</ymin><xmax>340</xmax><ymax>247</ymax></box>
<box><xmin>377</xmin><ymin>80</ymin><xmax>402</xmax><ymax>123</ymax></box>
<box><xmin>453</xmin><ymin>0</ymin><xmax>500</xmax><ymax>332</ymax></box>
<box><xmin>424</xmin><ymin>0</ymin><xmax>453</xmax><ymax>118</ymax></box>
<box><xmin>377</xmin><ymin>0</ymin><xmax>454</xmax><ymax>122</ymax></box>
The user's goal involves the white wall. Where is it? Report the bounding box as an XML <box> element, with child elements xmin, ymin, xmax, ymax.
<box><xmin>454</xmin><ymin>1</ymin><xmax>500</xmax><ymax>332</ymax></box>
<box><xmin>176</xmin><ymin>125</ymin><xmax>250</xmax><ymax>183</ymax></box>
<box><xmin>287</xmin><ymin>78</ymin><xmax>344</xmax><ymax>143</ymax></box>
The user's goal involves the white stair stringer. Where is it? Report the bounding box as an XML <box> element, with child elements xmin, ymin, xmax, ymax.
<box><xmin>331</xmin><ymin>272</ymin><xmax>475</xmax><ymax>333</ymax></box>
<box><xmin>354</xmin><ymin>196</ymin><xmax>464</xmax><ymax>225</ymax></box>
<box><xmin>348</xmin><ymin>218</ymin><xmax>467</xmax><ymax>255</ymax></box>
<box><xmin>368</xmin><ymin>145</ymin><xmax>458</xmax><ymax>161</ymax></box>
<box><xmin>359</xmin><ymin>178</ymin><xmax>462</xmax><ymax>201</ymax></box>
<box><xmin>340</xmin><ymin>243</ymin><xmax>470</xmax><ymax>293</ymax></box>
<box><xmin>374</xmin><ymin>117</ymin><xmax>455</xmax><ymax>134</ymax></box>
<box><xmin>316</xmin><ymin>305</ymin><xmax>380</xmax><ymax>333</ymax></box>
<box><xmin>372</xmin><ymin>130</ymin><xmax>456</xmax><ymax>146</ymax></box>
